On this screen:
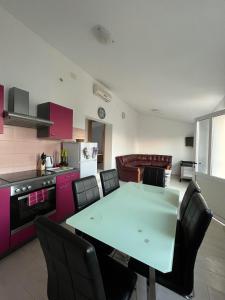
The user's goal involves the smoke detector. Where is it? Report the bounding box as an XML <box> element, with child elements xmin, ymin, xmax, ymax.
<box><xmin>151</xmin><ymin>108</ymin><xmax>160</xmax><ymax>112</ymax></box>
<box><xmin>92</xmin><ymin>25</ymin><xmax>114</xmax><ymax>45</ymax></box>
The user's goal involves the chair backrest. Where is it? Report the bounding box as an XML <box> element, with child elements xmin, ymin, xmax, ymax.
<box><xmin>72</xmin><ymin>175</ymin><xmax>100</xmax><ymax>212</ymax></box>
<box><xmin>35</xmin><ymin>216</ymin><xmax>106</xmax><ymax>300</ymax></box>
<box><xmin>142</xmin><ymin>166</ymin><xmax>165</xmax><ymax>187</ymax></box>
<box><xmin>180</xmin><ymin>192</ymin><xmax>212</xmax><ymax>293</ymax></box>
<box><xmin>100</xmin><ymin>169</ymin><xmax>120</xmax><ymax>196</ymax></box>
<box><xmin>179</xmin><ymin>180</ymin><xmax>201</xmax><ymax>220</ymax></box>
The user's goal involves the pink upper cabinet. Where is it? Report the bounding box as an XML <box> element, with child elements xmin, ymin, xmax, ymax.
<box><xmin>0</xmin><ymin>84</ymin><xmax>4</xmax><ymax>134</ymax></box>
<box><xmin>37</xmin><ymin>102</ymin><xmax>73</xmax><ymax>139</ymax></box>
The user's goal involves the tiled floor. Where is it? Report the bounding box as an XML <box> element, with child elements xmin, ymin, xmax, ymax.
<box><xmin>0</xmin><ymin>176</ymin><xmax>224</xmax><ymax>300</ymax></box>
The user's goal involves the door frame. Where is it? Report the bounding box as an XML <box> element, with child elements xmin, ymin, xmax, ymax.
<box><xmin>85</xmin><ymin>118</ymin><xmax>112</xmax><ymax>170</ymax></box>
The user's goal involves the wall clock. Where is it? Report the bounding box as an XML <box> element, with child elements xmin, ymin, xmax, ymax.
<box><xmin>98</xmin><ymin>107</ymin><xmax>106</xmax><ymax>119</ymax></box>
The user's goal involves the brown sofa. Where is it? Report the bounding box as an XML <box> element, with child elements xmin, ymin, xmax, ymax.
<box><xmin>116</xmin><ymin>154</ymin><xmax>172</xmax><ymax>182</ymax></box>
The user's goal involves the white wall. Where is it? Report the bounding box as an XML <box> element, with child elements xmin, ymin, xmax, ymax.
<box><xmin>0</xmin><ymin>6</ymin><xmax>138</xmax><ymax>168</ymax></box>
<box><xmin>138</xmin><ymin>114</ymin><xmax>195</xmax><ymax>174</ymax></box>
<box><xmin>213</xmin><ymin>96</ymin><xmax>225</xmax><ymax>112</ymax></box>
<box><xmin>0</xmin><ymin>6</ymin><xmax>196</xmax><ymax>172</ymax></box>
<box><xmin>196</xmin><ymin>173</ymin><xmax>225</xmax><ymax>222</ymax></box>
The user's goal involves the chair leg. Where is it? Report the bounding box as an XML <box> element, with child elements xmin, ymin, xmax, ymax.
<box><xmin>184</xmin><ymin>290</ymin><xmax>194</xmax><ymax>299</ymax></box>
<box><xmin>148</xmin><ymin>267</ymin><xmax>156</xmax><ymax>300</ymax></box>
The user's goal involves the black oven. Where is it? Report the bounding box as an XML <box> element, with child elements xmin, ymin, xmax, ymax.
<box><xmin>10</xmin><ymin>176</ymin><xmax>56</xmax><ymax>233</ymax></box>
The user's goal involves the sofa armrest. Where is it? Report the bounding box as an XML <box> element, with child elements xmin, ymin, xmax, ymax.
<box><xmin>117</xmin><ymin>166</ymin><xmax>141</xmax><ymax>182</ymax></box>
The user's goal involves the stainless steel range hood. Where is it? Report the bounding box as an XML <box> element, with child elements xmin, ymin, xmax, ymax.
<box><xmin>3</xmin><ymin>111</ymin><xmax>53</xmax><ymax>128</ymax></box>
<box><xmin>3</xmin><ymin>87</ymin><xmax>53</xmax><ymax>128</ymax></box>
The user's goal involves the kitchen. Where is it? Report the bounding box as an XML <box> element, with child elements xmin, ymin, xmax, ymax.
<box><xmin>0</xmin><ymin>84</ymin><xmax>98</xmax><ymax>257</ymax></box>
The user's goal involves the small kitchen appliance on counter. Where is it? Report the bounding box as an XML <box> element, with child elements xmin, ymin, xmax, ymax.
<box><xmin>37</xmin><ymin>153</ymin><xmax>53</xmax><ymax>170</ymax></box>
<box><xmin>45</xmin><ymin>155</ymin><xmax>53</xmax><ymax>169</ymax></box>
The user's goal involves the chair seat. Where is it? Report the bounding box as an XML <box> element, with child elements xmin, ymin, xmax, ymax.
<box><xmin>72</xmin><ymin>175</ymin><xmax>114</xmax><ymax>255</ymax></box>
<box><xmin>99</xmin><ymin>255</ymin><xmax>137</xmax><ymax>300</ymax></box>
<box><xmin>155</xmin><ymin>245</ymin><xmax>184</xmax><ymax>295</ymax></box>
<box><xmin>175</xmin><ymin>220</ymin><xmax>182</xmax><ymax>244</ymax></box>
<box><xmin>76</xmin><ymin>229</ymin><xmax>113</xmax><ymax>255</ymax></box>
<box><xmin>128</xmin><ymin>242</ymin><xmax>182</xmax><ymax>278</ymax></box>
<box><xmin>128</xmin><ymin>243</ymin><xmax>183</xmax><ymax>293</ymax></box>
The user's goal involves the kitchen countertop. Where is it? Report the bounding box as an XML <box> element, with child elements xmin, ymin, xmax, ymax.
<box><xmin>46</xmin><ymin>167</ymin><xmax>79</xmax><ymax>174</ymax></box>
<box><xmin>0</xmin><ymin>168</ymin><xmax>80</xmax><ymax>189</ymax></box>
<box><xmin>0</xmin><ymin>179</ymin><xmax>10</xmax><ymax>188</ymax></box>
<box><xmin>48</xmin><ymin>167</ymin><xmax>79</xmax><ymax>175</ymax></box>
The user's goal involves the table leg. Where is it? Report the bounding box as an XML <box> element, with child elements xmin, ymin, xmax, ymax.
<box><xmin>148</xmin><ymin>267</ymin><xmax>156</xmax><ymax>300</ymax></box>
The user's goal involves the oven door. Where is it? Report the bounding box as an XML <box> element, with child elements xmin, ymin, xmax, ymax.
<box><xmin>10</xmin><ymin>185</ymin><xmax>56</xmax><ymax>233</ymax></box>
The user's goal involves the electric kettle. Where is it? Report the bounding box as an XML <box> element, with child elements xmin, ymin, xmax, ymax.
<box><xmin>45</xmin><ymin>155</ymin><xmax>53</xmax><ymax>169</ymax></box>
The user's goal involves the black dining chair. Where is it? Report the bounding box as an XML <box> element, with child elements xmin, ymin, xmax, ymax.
<box><xmin>72</xmin><ymin>175</ymin><xmax>113</xmax><ymax>255</ymax></box>
<box><xmin>35</xmin><ymin>216</ymin><xmax>137</xmax><ymax>300</ymax></box>
<box><xmin>72</xmin><ymin>175</ymin><xmax>100</xmax><ymax>212</ymax></box>
<box><xmin>100</xmin><ymin>169</ymin><xmax>120</xmax><ymax>197</ymax></box>
<box><xmin>175</xmin><ymin>181</ymin><xmax>201</xmax><ymax>244</ymax></box>
<box><xmin>128</xmin><ymin>192</ymin><xmax>212</xmax><ymax>299</ymax></box>
<box><xmin>179</xmin><ymin>180</ymin><xmax>201</xmax><ymax>220</ymax></box>
<box><xmin>142</xmin><ymin>166</ymin><xmax>165</xmax><ymax>187</ymax></box>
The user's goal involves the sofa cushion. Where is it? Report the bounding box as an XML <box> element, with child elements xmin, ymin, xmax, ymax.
<box><xmin>136</xmin><ymin>161</ymin><xmax>152</xmax><ymax>167</ymax></box>
<box><xmin>120</xmin><ymin>155</ymin><xmax>136</xmax><ymax>165</ymax></box>
<box><xmin>151</xmin><ymin>161</ymin><xmax>168</xmax><ymax>167</ymax></box>
<box><xmin>125</xmin><ymin>161</ymin><xmax>139</xmax><ymax>167</ymax></box>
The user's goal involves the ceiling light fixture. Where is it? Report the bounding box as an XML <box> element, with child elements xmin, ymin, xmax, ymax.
<box><xmin>92</xmin><ymin>25</ymin><xmax>114</xmax><ymax>45</ymax></box>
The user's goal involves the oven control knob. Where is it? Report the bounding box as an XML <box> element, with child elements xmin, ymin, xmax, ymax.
<box><xmin>47</xmin><ymin>181</ymin><xmax>51</xmax><ymax>185</ymax></box>
<box><xmin>22</xmin><ymin>187</ymin><xmax>27</xmax><ymax>192</ymax></box>
<box><xmin>43</xmin><ymin>181</ymin><xmax>46</xmax><ymax>186</ymax></box>
<box><xmin>27</xmin><ymin>185</ymin><xmax>32</xmax><ymax>190</ymax></box>
<box><xmin>51</xmin><ymin>179</ymin><xmax>55</xmax><ymax>184</ymax></box>
<box><xmin>15</xmin><ymin>188</ymin><xmax>21</xmax><ymax>193</ymax></box>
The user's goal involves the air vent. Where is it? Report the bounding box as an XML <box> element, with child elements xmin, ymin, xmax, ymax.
<box><xmin>93</xmin><ymin>83</ymin><xmax>112</xmax><ymax>103</ymax></box>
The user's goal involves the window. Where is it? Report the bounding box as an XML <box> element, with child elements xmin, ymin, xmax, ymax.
<box><xmin>196</xmin><ymin>119</ymin><xmax>210</xmax><ymax>174</ymax></box>
<box><xmin>196</xmin><ymin>110</ymin><xmax>225</xmax><ymax>180</ymax></box>
<box><xmin>211</xmin><ymin>115</ymin><xmax>225</xmax><ymax>179</ymax></box>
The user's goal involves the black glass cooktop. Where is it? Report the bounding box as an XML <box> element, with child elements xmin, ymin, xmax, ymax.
<box><xmin>0</xmin><ymin>170</ymin><xmax>53</xmax><ymax>183</ymax></box>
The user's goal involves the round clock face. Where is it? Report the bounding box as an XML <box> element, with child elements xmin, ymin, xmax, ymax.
<box><xmin>98</xmin><ymin>107</ymin><xmax>106</xmax><ymax>119</ymax></box>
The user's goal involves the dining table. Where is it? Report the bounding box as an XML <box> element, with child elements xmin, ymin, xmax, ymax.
<box><xmin>66</xmin><ymin>182</ymin><xmax>179</xmax><ymax>300</ymax></box>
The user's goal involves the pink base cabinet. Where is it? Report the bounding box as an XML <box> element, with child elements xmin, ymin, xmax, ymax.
<box><xmin>10</xmin><ymin>212</ymin><xmax>57</xmax><ymax>249</ymax></box>
<box><xmin>56</xmin><ymin>171</ymin><xmax>80</xmax><ymax>222</ymax></box>
<box><xmin>0</xmin><ymin>187</ymin><xmax>10</xmax><ymax>255</ymax></box>
<box><xmin>10</xmin><ymin>225</ymin><xmax>36</xmax><ymax>249</ymax></box>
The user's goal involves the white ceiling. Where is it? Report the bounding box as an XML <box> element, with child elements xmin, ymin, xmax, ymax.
<box><xmin>0</xmin><ymin>0</ymin><xmax>225</xmax><ymax>123</ymax></box>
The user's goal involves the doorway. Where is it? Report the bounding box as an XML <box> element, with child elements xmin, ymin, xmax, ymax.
<box><xmin>87</xmin><ymin>120</ymin><xmax>106</xmax><ymax>171</ymax></box>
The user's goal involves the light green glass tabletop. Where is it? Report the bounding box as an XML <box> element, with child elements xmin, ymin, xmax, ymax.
<box><xmin>66</xmin><ymin>182</ymin><xmax>179</xmax><ymax>273</ymax></box>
